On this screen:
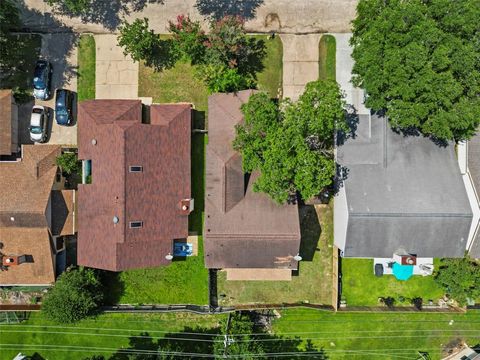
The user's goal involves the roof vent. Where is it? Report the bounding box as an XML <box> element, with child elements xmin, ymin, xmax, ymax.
<box><xmin>113</xmin><ymin>216</ymin><xmax>119</xmax><ymax>224</ymax></box>
<box><xmin>179</xmin><ymin>198</ymin><xmax>194</xmax><ymax>215</ymax></box>
<box><xmin>91</xmin><ymin>139</ymin><xmax>97</xmax><ymax>145</ymax></box>
<box><xmin>10</xmin><ymin>217</ymin><xmax>14</xmax><ymax>222</ymax></box>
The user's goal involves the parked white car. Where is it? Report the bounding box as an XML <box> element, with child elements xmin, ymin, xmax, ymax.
<box><xmin>29</xmin><ymin>105</ymin><xmax>48</xmax><ymax>143</ymax></box>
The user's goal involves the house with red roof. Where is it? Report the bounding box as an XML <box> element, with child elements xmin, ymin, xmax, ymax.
<box><xmin>77</xmin><ymin>100</ymin><xmax>192</xmax><ymax>271</ymax></box>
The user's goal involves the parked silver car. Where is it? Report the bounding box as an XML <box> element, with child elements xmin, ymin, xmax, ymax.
<box><xmin>29</xmin><ymin>105</ymin><xmax>48</xmax><ymax>143</ymax></box>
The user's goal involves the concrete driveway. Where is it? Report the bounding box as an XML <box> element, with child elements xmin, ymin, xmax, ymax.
<box><xmin>22</xmin><ymin>33</ymin><xmax>79</xmax><ymax>147</ymax></box>
<box><xmin>332</xmin><ymin>33</ymin><xmax>368</xmax><ymax>115</ymax></box>
<box><xmin>280</xmin><ymin>34</ymin><xmax>321</xmax><ymax>101</ymax></box>
<box><xmin>95</xmin><ymin>34</ymin><xmax>138</xmax><ymax>99</ymax></box>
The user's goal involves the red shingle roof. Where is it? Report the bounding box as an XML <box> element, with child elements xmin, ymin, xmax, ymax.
<box><xmin>77</xmin><ymin>100</ymin><xmax>192</xmax><ymax>271</ymax></box>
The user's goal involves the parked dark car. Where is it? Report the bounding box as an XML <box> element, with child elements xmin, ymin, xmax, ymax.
<box><xmin>33</xmin><ymin>60</ymin><xmax>52</xmax><ymax>100</ymax></box>
<box><xmin>55</xmin><ymin>89</ymin><xmax>74</xmax><ymax>126</ymax></box>
<box><xmin>29</xmin><ymin>105</ymin><xmax>48</xmax><ymax>143</ymax></box>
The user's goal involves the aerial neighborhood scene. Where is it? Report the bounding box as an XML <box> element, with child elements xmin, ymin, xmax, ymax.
<box><xmin>1</xmin><ymin>0</ymin><xmax>480</xmax><ymax>359</ymax></box>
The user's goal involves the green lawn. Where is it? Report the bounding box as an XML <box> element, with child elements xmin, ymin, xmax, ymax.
<box><xmin>218</xmin><ymin>204</ymin><xmax>334</xmax><ymax>306</ymax></box>
<box><xmin>272</xmin><ymin>308</ymin><xmax>480</xmax><ymax>360</ymax></box>
<box><xmin>253</xmin><ymin>35</ymin><xmax>283</xmax><ymax>98</ymax></box>
<box><xmin>77</xmin><ymin>35</ymin><xmax>96</xmax><ymax>101</ymax></box>
<box><xmin>341</xmin><ymin>258</ymin><xmax>445</xmax><ymax>306</ymax></box>
<box><xmin>0</xmin><ymin>312</ymin><xmax>225</xmax><ymax>360</ymax></box>
<box><xmin>0</xmin><ymin>34</ymin><xmax>41</xmax><ymax>101</ymax></box>
<box><xmin>319</xmin><ymin>34</ymin><xmax>336</xmax><ymax>81</ymax></box>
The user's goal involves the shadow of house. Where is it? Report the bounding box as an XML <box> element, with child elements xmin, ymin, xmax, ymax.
<box><xmin>195</xmin><ymin>0</ymin><xmax>265</xmax><ymax>20</ymax></box>
<box><xmin>298</xmin><ymin>205</ymin><xmax>321</xmax><ymax>262</ymax></box>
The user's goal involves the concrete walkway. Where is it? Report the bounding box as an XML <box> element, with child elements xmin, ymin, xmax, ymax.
<box><xmin>21</xmin><ymin>0</ymin><xmax>357</xmax><ymax>34</ymax></box>
<box><xmin>332</xmin><ymin>33</ymin><xmax>368</xmax><ymax>115</ymax></box>
<box><xmin>95</xmin><ymin>34</ymin><xmax>138</xmax><ymax>99</ymax></box>
<box><xmin>280</xmin><ymin>34</ymin><xmax>321</xmax><ymax>101</ymax></box>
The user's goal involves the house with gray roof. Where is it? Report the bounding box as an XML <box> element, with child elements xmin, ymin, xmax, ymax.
<box><xmin>204</xmin><ymin>91</ymin><xmax>301</xmax><ymax>281</ymax></box>
<box><xmin>334</xmin><ymin>114</ymin><xmax>473</xmax><ymax>258</ymax></box>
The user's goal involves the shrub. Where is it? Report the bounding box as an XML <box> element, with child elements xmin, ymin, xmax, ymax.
<box><xmin>118</xmin><ymin>18</ymin><xmax>160</xmax><ymax>64</ymax></box>
<box><xmin>56</xmin><ymin>152</ymin><xmax>80</xmax><ymax>175</ymax></box>
<box><xmin>168</xmin><ymin>14</ymin><xmax>207</xmax><ymax>63</ymax></box>
<box><xmin>434</xmin><ymin>257</ymin><xmax>480</xmax><ymax>306</ymax></box>
<box><xmin>42</xmin><ymin>267</ymin><xmax>103</xmax><ymax>323</ymax></box>
<box><xmin>195</xmin><ymin>63</ymin><xmax>255</xmax><ymax>93</ymax></box>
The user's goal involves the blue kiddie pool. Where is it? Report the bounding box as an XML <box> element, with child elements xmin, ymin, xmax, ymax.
<box><xmin>392</xmin><ymin>263</ymin><xmax>414</xmax><ymax>281</ymax></box>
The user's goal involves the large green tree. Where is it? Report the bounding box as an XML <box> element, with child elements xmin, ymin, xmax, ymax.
<box><xmin>213</xmin><ymin>313</ymin><xmax>266</xmax><ymax>359</ymax></box>
<box><xmin>234</xmin><ymin>80</ymin><xmax>346</xmax><ymax>203</ymax></box>
<box><xmin>46</xmin><ymin>0</ymin><xmax>91</xmax><ymax>14</ymax></box>
<box><xmin>351</xmin><ymin>0</ymin><xmax>480</xmax><ymax>141</ymax></box>
<box><xmin>42</xmin><ymin>267</ymin><xmax>103</xmax><ymax>323</ymax></box>
<box><xmin>434</xmin><ymin>257</ymin><xmax>480</xmax><ymax>306</ymax></box>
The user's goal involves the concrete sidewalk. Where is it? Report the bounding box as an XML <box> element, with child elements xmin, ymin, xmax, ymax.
<box><xmin>95</xmin><ymin>34</ymin><xmax>138</xmax><ymax>99</ymax></box>
<box><xmin>21</xmin><ymin>0</ymin><xmax>357</xmax><ymax>34</ymax></box>
<box><xmin>332</xmin><ymin>33</ymin><xmax>368</xmax><ymax>115</ymax></box>
<box><xmin>281</xmin><ymin>34</ymin><xmax>321</xmax><ymax>101</ymax></box>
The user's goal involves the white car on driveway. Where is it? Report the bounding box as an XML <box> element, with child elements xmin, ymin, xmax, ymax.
<box><xmin>29</xmin><ymin>105</ymin><xmax>48</xmax><ymax>143</ymax></box>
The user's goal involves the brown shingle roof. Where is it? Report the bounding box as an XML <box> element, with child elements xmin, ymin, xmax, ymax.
<box><xmin>0</xmin><ymin>144</ymin><xmax>62</xmax><ymax>285</ymax></box>
<box><xmin>204</xmin><ymin>92</ymin><xmax>301</xmax><ymax>270</ymax></box>
<box><xmin>0</xmin><ymin>90</ymin><xmax>14</xmax><ymax>155</ymax></box>
<box><xmin>0</xmin><ymin>227</ymin><xmax>55</xmax><ymax>285</ymax></box>
<box><xmin>77</xmin><ymin>100</ymin><xmax>192</xmax><ymax>271</ymax></box>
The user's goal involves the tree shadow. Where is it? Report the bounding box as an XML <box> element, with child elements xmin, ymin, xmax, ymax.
<box><xmin>298</xmin><ymin>205</ymin><xmax>321</xmax><ymax>262</ymax></box>
<box><xmin>147</xmin><ymin>38</ymin><xmax>178</xmax><ymax>72</ymax></box>
<box><xmin>195</xmin><ymin>0</ymin><xmax>265</xmax><ymax>20</ymax></box>
<box><xmin>99</xmin><ymin>270</ymin><xmax>125</xmax><ymax>305</ymax></box>
<box><xmin>45</xmin><ymin>0</ymin><xmax>165</xmax><ymax>31</ymax></box>
<box><xmin>13</xmin><ymin>1</ymin><xmax>79</xmax><ymax>91</ymax></box>
<box><xmin>336</xmin><ymin>104</ymin><xmax>359</xmax><ymax>146</ymax></box>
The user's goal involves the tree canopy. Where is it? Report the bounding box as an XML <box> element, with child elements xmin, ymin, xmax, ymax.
<box><xmin>350</xmin><ymin>0</ymin><xmax>480</xmax><ymax>141</ymax></box>
<box><xmin>42</xmin><ymin>267</ymin><xmax>104</xmax><ymax>323</ymax></box>
<box><xmin>0</xmin><ymin>0</ymin><xmax>20</xmax><ymax>72</ymax></box>
<box><xmin>434</xmin><ymin>257</ymin><xmax>480</xmax><ymax>306</ymax></box>
<box><xmin>234</xmin><ymin>80</ymin><xmax>346</xmax><ymax>203</ymax></box>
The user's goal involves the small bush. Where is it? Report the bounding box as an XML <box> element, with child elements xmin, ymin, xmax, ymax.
<box><xmin>42</xmin><ymin>267</ymin><xmax>103</xmax><ymax>323</ymax></box>
<box><xmin>56</xmin><ymin>152</ymin><xmax>80</xmax><ymax>175</ymax></box>
<box><xmin>168</xmin><ymin>14</ymin><xmax>207</xmax><ymax>63</ymax></box>
<box><xmin>195</xmin><ymin>64</ymin><xmax>255</xmax><ymax>93</ymax></box>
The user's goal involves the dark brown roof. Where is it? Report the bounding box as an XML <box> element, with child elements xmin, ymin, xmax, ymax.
<box><xmin>0</xmin><ymin>145</ymin><xmax>63</xmax><ymax>286</ymax></box>
<box><xmin>77</xmin><ymin>100</ymin><xmax>192</xmax><ymax>271</ymax></box>
<box><xmin>0</xmin><ymin>90</ymin><xmax>14</xmax><ymax>155</ymax></box>
<box><xmin>204</xmin><ymin>92</ymin><xmax>301</xmax><ymax>270</ymax></box>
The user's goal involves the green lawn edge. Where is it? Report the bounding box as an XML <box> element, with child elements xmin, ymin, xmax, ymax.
<box><xmin>77</xmin><ymin>35</ymin><xmax>96</xmax><ymax>101</ymax></box>
<box><xmin>319</xmin><ymin>34</ymin><xmax>336</xmax><ymax>81</ymax></box>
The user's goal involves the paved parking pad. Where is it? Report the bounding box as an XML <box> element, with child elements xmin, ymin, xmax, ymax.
<box><xmin>95</xmin><ymin>34</ymin><xmax>138</xmax><ymax>99</ymax></box>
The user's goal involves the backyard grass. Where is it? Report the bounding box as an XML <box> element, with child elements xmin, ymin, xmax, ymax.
<box><xmin>217</xmin><ymin>203</ymin><xmax>334</xmax><ymax>306</ymax></box>
<box><xmin>341</xmin><ymin>258</ymin><xmax>445</xmax><ymax>306</ymax></box>
<box><xmin>318</xmin><ymin>34</ymin><xmax>336</xmax><ymax>81</ymax></box>
<box><xmin>272</xmin><ymin>308</ymin><xmax>480</xmax><ymax>360</ymax></box>
<box><xmin>77</xmin><ymin>35</ymin><xmax>96</xmax><ymax>101</ymax></box>
<box><xmin>0</xmin><ymin>312</ymin><xmax>225</xmax><ymax>360</ymax></box>
<box><xmin>253</xmin><ymin>35</ymin><xmax>283</xmax><ymax>98</ymax></box>
<box><xmin>0</xmin><ymin>34</ymin><xmax>41</xmax><ymax>101</ymax></box>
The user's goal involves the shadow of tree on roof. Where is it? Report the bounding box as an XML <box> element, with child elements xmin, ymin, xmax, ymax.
<box><xmin>195</xmin><ymin>0</ymin><xmax>264</xmax><ymax>20</ymax></box>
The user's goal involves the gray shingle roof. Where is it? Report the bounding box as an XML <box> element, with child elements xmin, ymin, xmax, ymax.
<box><xmin>337</xmin><ymin>114</ymin><xmax>472</xmax><ymax>258</ymax></box>
<box><xmin>467</xmin><ymin>134</ymin><xmax>480</xmax><ymax>258</ymax></box>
